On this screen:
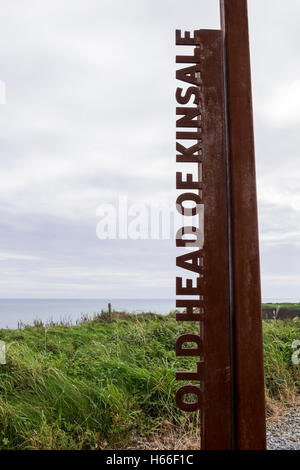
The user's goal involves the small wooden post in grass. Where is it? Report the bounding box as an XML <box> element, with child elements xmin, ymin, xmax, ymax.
<box><xmin>108</xmin><ymin>303</ymin><xmax>112</xmax><ymax>322</ymax></box>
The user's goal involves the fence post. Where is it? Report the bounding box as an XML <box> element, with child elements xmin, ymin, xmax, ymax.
<box><xmin>107</xmin><ymin>303</ymin><xmax>112</xmax><ymax>322</ymax></box>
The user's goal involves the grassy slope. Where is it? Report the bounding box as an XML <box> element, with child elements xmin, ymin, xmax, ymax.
<box><xmin>263</xmin><ymin>320</ymin><xmax>300</xmax><ymax>402</ymax></box>
<box><xmin>263</xmin><ymin>303</ymin><xmax>300</xmax><ymax>309</ymax></box>
<box><xmin>0</xmin><ymin>313</ymin><xmax>299</xmax><ymax>450</ymax></box>
<box><xmin>262</xmin><ymin>303</ymin><xmax>300</xmax><ymax>319</ymax></box>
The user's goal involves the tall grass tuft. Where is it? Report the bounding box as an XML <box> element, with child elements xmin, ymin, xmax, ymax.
<box><xmin>0</xmin><ymin>314</ymin><xmax>299</xmax><ymax>449</ymax></box>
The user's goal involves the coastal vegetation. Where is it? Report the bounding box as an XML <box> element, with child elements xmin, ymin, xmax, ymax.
<box><xmin>262</xmin><ymin>302</ymin><xmax>300</xmax><ymax>320</ymax></box>
<box><xmin>0</xmin><ymin>311</ymin><xmax>299</xmax><ymax>450</ymax></box>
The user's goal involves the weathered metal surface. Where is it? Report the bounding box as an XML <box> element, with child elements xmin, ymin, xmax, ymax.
<box><xmin>175</xmin><ymin>30</ymin><xmax>203</xmax><ymax>417</ymax></box>
<box><xmin>220</xmin><ymin>0</ymin><xmax>267</xmax><ymax>450</ymax></box>
<box><xmin>175</xmin><ymin>0</ymin><xmax>266</xmax><ymax>450</ymax></box>
<box><xmin>199</xmin><ymin>29</ymin><xmax>233</xmax><ymax>450</ymax></box>
<box><xmin>175</xmin><ymin>30</ymin><xmax>204</xmax><ymax>418</ymax></box>
<box><xmin>175</xmin><ymin>30</ymin><xmax>233</xmax><ymax>449</ymax></box>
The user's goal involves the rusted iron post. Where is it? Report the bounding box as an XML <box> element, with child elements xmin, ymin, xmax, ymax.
<box><xmin>175</xmin><ymin>0</ymin><xmax>266</xmax><ymax>450</ymax></box>
<box><xmin>175</xmin><ymin>30</ymin><xmax>233</xmax><ymax>449</ymax></box>
<box><xmin>200</xmin><ymin>30</ymin><xmax>233</xmax><ymax>450</ymax></box>
<box><xmin>220</xmin><ymin>0</ymin><xmax>266</xmax><ymax>450</ymax></box>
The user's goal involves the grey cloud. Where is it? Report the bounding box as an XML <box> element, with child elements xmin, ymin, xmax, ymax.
<box><xmin>0</xmin><ymin>0</ymin><xmax>299</xmax><ymax>300</ymax></box>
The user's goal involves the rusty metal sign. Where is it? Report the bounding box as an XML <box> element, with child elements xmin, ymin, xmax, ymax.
<box><xmin>175</xmin><ymin>0</ymin><xmax>266</xmax><ymax>450</ymax></box>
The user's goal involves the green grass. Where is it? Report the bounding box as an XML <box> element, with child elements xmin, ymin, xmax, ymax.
<box><xmin>262</xmin><ymin>302</ymin><xmax>300</xmax><ymax>320</ymax></box>
<box><xmin>263</xmin><ymin>319</ymin><xmax>300</xmax><ymax>402</ymax></box>
<box><xmin>0</xmin><ymin>313</ymin><xmax>299</xmax><ymax>449</ymax></box>
<box><xmin>262</xmin><ymin>302</ymin><xmax>300</xmax><ymax>309</ymax></box>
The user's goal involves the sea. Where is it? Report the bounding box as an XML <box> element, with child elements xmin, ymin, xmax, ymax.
<box><xmin>0</xmin><ymin>297</ymin><xmax>299</xmax><ymax>329</ymax></box>
<box><xmin>0</xmin><ymin>299</ymin><xmax>176</xmax><ymax>329</ymax></box>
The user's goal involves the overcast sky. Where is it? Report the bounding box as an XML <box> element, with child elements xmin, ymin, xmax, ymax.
<box><xmin>0</xmin><ymin>0</ymin><xmax>299</xmax><ymax>300</ymax></box>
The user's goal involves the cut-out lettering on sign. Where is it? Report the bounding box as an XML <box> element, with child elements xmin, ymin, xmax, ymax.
<box><xmin>175</xmin><ymin>29</ymin><xmax>233</xmax><ymax>447</ymax></box>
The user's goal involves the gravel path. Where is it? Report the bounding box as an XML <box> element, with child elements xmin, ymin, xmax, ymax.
<box><xmin>267</xmin><ymin>404</ymin><xmax>300</xmax><ymax>450</ymax></box>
